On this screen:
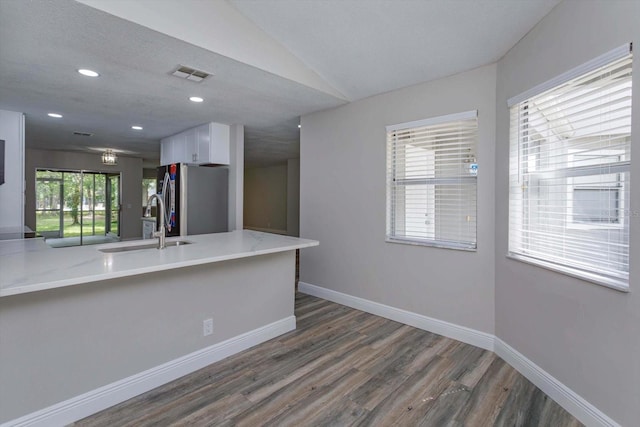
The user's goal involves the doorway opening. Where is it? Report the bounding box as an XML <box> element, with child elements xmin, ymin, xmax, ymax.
<box><xmin>35</xmin><ymin>169</ymin><xmax>121</xmax><ymax>247</ymax></box>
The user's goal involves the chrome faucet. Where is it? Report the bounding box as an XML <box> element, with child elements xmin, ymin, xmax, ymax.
<box><xmin>145</xmin><ymin>193</ymin><xmax>166</xmax><ymax>249</ymax></box>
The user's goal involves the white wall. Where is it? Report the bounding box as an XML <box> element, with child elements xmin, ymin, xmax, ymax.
<box><xmin>228</xmin><ymin>124</ymin><xmax>244</xmax><ymax>231</ymax></box>
<box><xmin>244</xmin><ymin>159</ymin><xmax>300</xmax><ymax>236</ymax></box>
<box><xmin>0</xmin><ymin>251</ymin><xmax>294</xmax><ymax>423</ymax></box>
<box><xmin>287</xmin><ymin>158</ymin><xmax>300</xmax><ymax>237</ymax></box>
<box><xmin>0</xmin><ymin>110</ymin><xmax>24</xmax><ymax>229</ymax></box>
<box><xmin>300</xmin><ymin>64</ymin><xmax>496</xmax><ymax>334</ymax></box>
<box><xmin>494</xmin><ymin>1</ymin><xmax>640</xmax><ymax>425</ymax></box>
<box><xmin>25</xmin><ymin>149</ymin><xmax>143</xmax><ymax>240</ymax></box>
<box><xmin>244</xmin><ymin>164</ymin><xmax>288</xmax><ymax>234</ymax></box>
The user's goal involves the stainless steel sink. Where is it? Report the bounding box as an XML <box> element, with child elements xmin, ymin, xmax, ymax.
<box><xmin>99</xmin><ymin>240</ymin><xmax>192</xmax><ymax>253</ymax></box>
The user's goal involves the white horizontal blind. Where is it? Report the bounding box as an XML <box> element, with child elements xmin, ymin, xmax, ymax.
<box><xmin>508</xmin><ymin>49</ymin><xmax>632</xmax><ymax>288</ymax></box>
<box><xmin>386</xmin><ymin>111</ymin><xmax>478</xmax><ymax>250</ymax></box>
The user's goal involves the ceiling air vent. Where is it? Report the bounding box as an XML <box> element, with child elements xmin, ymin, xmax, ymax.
<box><xmin>73</xmin><ymin>131</ymin><xmax>93</xmax><ymax>137</ymax></box>
<box><xmin>171</xmin><ymin>65</ymin><xmax>211</xmax><ymax>82</ymax></box>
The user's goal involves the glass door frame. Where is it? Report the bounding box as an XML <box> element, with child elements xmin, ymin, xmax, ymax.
<box><xmin>35</xmin><ymin>172</ymin><xmax>64</xmax><ymax>238</ymax></box>
<box><xmin>105</xmin><ymin>173</ymin><xmax>121</xmax><ymax>237</ymax></box>
<box><xmin>35</xmin><ymin>168</ymin><xmax>122</xmax><ymax>245</ymax></box>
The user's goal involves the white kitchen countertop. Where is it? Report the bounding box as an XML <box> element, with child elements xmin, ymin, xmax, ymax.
<box><xmin>0</xmin><ymin>230</ymin><xmax>318</xmax><ymax>298</ymax></box>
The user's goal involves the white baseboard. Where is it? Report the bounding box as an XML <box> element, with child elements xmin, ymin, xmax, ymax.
<box><xmin>3</xmin><ymin>316</ymin><xmax>296</xmax><ymax>427</ymax></box>
<box><xmin>494</xmin><ymin>339</ymin><xmax>620</xmax><ymax>427</ymax></box>
<box><xmin>298</xmin><ymin>281</ymin><xmax>494</xmax><ymax>351</ymax></box>
<box><xmin>299</xmin><ymin>281</ymin><xmax>619</xmax><ymax>427</ymax></box>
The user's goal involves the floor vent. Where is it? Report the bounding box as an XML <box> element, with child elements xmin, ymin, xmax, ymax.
<box><xmin>171</xmin><ymin>65</ymin><xmax>211</xmax><ymax>82</ymax></box>
<box><xmin>73</xmin><ymin>131</ymin><xmax>93</xmax><ymax>137</ymax></box>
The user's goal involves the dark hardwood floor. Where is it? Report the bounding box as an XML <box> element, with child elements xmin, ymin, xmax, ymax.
<box><xmin>73</xmin><ymin>293</ymin><xmax>582</xmax><ymax>426</ymax></box>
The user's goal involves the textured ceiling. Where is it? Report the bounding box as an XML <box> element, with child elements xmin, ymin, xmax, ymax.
<box><xmin>0</xmin><ymin>0</ymin><xmax>345</xmax><ymax>167</ymax></box>
<box><xmin>0</xmin><ymin>0</ymin><xmax>560</xmax><ymax>167</ymax></box>
<box><xmin>230</xmin><ymin>0</ymin><xmax>561</xmax><ymax>101</ymax></box>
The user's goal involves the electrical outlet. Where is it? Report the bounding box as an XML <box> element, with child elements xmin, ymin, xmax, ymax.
<box><xmin>203</xmin><ymin>318</ymin><xmax>213</xmax><ymax>336</ymax></box>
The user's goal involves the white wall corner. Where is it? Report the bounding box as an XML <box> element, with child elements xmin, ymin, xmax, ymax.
<box><xmin>228</xmin><ymin>124</ymin><xmax>244</xmax><ymax>231</ymax></box>
<box><xmin>0</xmin><ymin>316</ymin><xmax>295</xmax><ymax>427</ymax></box>
<box><xmin>286</xmin><ymin>158</ymin><xmax>300</xmax><ymax>237</ymax></box>
<box><xmin>494</xmin><ymin>339</ymin><xmax>621</xmax><ymax>427</ymax></box>
<box><xmin>19</xmin><ymin>113</ymin><xmax>25</xmax><ymax>229</ymax></box>
<box><xmin>298</xmin><ymin>281</ymin><xmax>494</xmax><ymax>351</ymax></box>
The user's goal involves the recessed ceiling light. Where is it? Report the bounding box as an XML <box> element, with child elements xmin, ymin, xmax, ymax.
<box><xmin>131</xmin><ymin>125</ymin><xmax>143</xmax><ymax>130</ymax></box>
<box><xmin>47</xmin><ymin>113</ymin><xmax>63</xmax><ymax>118</ymax></box>
<box><xmin>298</xmin><ymin>124</ymin><xmax>301</xmax><ymax>129</ymax></box>
<box><xmin>78</xmin><ymin>69</ymin><xmax>99</xmax><ymax>77</ymax></box>
<box><xmin>189</xmin><ymin>96</ymin><xmax>204</xmax><ymax>103</ymax></box>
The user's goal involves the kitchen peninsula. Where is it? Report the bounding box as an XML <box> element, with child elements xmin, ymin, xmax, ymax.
<box><xmin>0</xmin><ymin>230</ymin><xmax>318</xmax><ymax>425</ymax></box>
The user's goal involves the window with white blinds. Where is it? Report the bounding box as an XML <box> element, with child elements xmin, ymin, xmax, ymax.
<box><xmin>508</xmin><ymin>44</ymin><xmax>632</xmax><ymax>290</ymax></box>
<box><xmin>386</xmin><ymin>111</ymin><xmax>478</xmax><ymax>250</ymax></box>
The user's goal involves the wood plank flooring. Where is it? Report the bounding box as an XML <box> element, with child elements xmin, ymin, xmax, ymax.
<box><xmin>73</xmin><ymin>293</ymin><xmax>582</xmax><ymax>426</ymax></box>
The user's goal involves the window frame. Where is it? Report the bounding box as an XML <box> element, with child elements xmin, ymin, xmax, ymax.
<box><xmin>507</xmin><ymin>44</ymin><xmax>632</xmax><ymax>292</ymax></box>
<box><xmin>385</xmin><ymin>110</ymin><xmax>478</xmax><ymax>251</ymax></box>
<box><xmin>565</xmin><ymin>149</ymin><xmax>626</xmax><ymax>230</ymax></box>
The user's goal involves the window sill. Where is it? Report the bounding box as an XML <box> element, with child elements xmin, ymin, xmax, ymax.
<box><xmin>386</xmin><ymin>237</ymin><xmax>476</xmax><ymax>252</ymax></box>
<box><xmin>506</xmin><ymin>253</ymin><xmax>629</xmax><ymax>293</ymax></box>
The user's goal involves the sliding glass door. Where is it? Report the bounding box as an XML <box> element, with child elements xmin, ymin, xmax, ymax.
<box><xmin>35</xmin><ymin>169</ymin><xmax>121</xmax><ymax>246</ymax></box>
<box><xmin>35</xmin><ymin>171</ymin><xmax>63</xmax><ymax>239</ymax></box>
<box><xmin>105</xmin><ymin>173</ymin><xmax>120</xmax><ymax>236</ymax></box>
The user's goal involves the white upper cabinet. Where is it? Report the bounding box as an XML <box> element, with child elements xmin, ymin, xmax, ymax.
<box><xmin>160</xmin><ymin>133</ymin><xmax>187</xmax><ymax>165</ymax></box>
<box><xmin>184</xmin><ymin>128</ymin><xmax>197</xmax><ymax>163</ymax></box>
<box><xmin>195</xmin><ymin>124</ymin><xmax>210</xmax><ymax>163</ymax></box>
<box><xmin>160</xmin><ymin>122</ymin><xmax>230</xmax><ymax>166</ymax></box>
<box><xmin>203</xmin><ymin>123</ymin><xmax>230</xmax><ymax>165</ymax></box>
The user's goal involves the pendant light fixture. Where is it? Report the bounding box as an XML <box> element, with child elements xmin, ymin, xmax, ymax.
<box><xmin>102</xmin><ymin>149</ymin><xmax>117</xmax><ymax>165</ymax></box>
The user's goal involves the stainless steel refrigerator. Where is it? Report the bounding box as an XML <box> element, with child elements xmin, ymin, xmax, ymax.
<box><xmin>156</xmin><ymin>163</ymin><xmax>228</xmax><ymax>237</ymax></box>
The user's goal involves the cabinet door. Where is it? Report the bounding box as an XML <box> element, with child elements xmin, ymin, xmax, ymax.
<box><xmin>173</xmin><ymin>133</ymin><xmax>189</xmax><ymax>164</ymax></box>
<box><xmin>185</xmin><ymin>128</ymin><xmax>197</xmax><ymax>163</ymax></box>
<box><xmin>196</xmin><ymin>124</ymin><xmax>211</xmax><ymax>164</ymax></box>
<box><xmin>160</xmin><ymin>137</ymin><xmax>173</xmax><ymax>165</ymax></box>
<box><xmin>162</xmin><ymin>135</ymin><xmax>187</xmax><ymax>165</ymax></box>
<box><xmin>208</xmin><ymin>123</ymin><xmax>230</xmax><ymax>165</ymax></box>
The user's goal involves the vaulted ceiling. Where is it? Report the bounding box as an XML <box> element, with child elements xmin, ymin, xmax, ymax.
<box><xmin>0</xmin><ymin>0</ymin><xmax>560</xmax><ymax>167</ymax></box>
